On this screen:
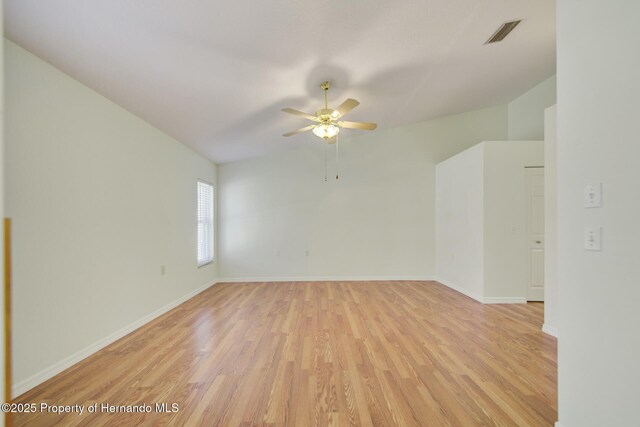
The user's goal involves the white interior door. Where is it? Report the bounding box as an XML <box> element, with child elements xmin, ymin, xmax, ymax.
<box><xmin>526</xmin><ymin>167</ymin><xmax>545</xmax><ymax>301</ymax></box>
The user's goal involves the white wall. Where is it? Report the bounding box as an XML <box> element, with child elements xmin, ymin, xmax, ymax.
<box><xmin>508</xmin><ymin>75</ymin><xmax>556</xmax><ymax>140</ymax></box>
<box><xmin>435</xmin><ymin>144</ymin><xmax>484</xmax><ymax>301</ymax></box>
<box><xmin>483</xmin><ymin>140</ymin><xmax>544</xmax><ymax>301</ymax></box>
<box><xmin>218</xmin><ymin>106</ymin><xmax>508</xmax><ymax>280</ymax></box>
<box><xmin>5</xmin><ymin>40</ymin><xmax>218</xmax><ymax>395</ymax></box>
<box><xmin>543</xmin><ymin>105</ymin><xmax>558</xmax><ymax>336</ymax></box>
<box><xmin>557</xmin><ymin>1</ymin><xmax>640</xmax><ymax>426</ymax></box>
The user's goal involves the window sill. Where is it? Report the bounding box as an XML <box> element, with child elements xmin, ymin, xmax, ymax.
<box><xmin>197</xmin><ymin>259</ymin><xmax>214</xmax><ymax>268</ymax></box>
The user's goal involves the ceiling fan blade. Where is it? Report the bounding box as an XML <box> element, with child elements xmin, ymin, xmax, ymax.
<box><xmin>338</xmin><ymin>121</ymin><xmax>377</xmax><ymax>130</ymax></box>
<box><xmin>283</xmin><ymin>124</ymin><xmax>315</xmax><ymax>137</ymax></box>
<box><xmin>326</xmin><ymin>136</ymin><xmax>337</xmax><ymax>144</ymax></box>
<box><xmin>333</xmin><ymin>98</ymin><xmax>360</xmax><ymax>118</ymax></box>
<box><xmin>281</xmin><ymin>108</ymin><xmax>319</xmax><ymax>122</ymax></box>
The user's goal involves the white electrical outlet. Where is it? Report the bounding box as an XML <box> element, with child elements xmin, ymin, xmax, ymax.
<box><xmin>160</xmin><ymin>265</ymin><xmax>166</xmax><ymax>275</ymax></box>
<box><xmin>584</xmin><ymin>183</ymin><xmax>602</xmax><ymax>208</ymax></box>
<box><xmin>584</xmin><ymin>227</ymin><xmax>602</xmax><ymax>251</ymax></box>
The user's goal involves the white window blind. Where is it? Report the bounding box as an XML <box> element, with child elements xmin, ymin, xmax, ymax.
<box><xmin>197</xmin><ymin>180</ymin><xmax>214</xmax><ymax>266</ymax></box>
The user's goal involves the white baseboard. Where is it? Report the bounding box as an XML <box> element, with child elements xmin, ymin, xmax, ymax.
<box><xmin>434</xmin><ymin>279</ymin><xmax>527</xmax><ymax>304</ymax></box>
<box><xmin>542</xmin><ymin>323</ymin><xmax>559</xmax><ymax>338</ymax></box>
<box><xmin>12</xmin><ymin>279</ymin><xmax>218</xmax><ymax>398</ymax></box>
<box><xmin>434</xmin><ymin>278</ymin><xmax>484</xmax><ymax>303</ymax></box>
<box><xmin>482</xmin><ymin>296</ymin><xmax>527</xmax><ymax>304</ymax></box>
<box><xmin>216</xmin><ymin>275</ymin><xmax>435</xmax><ymax>283</ymax></box>
<box><xmin>555</xmin><ymin>422</ymin><xmax>565</xmax><ymax>427</ymax></box>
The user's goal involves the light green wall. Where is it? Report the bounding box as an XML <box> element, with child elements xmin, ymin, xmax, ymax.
<box><xmin>557</xmin><ymin>1</ymin><xmax>640</xmax><ymax>425</ymax></box>
<box><xmin>482</xmin><ymin>140</ymin><xmax>545</xmax><ymax>300</ymax></box>
<box><xmin>0</xmin><ymin>0</ymin><xmax>5</xmax><ymax>415</ymax></box>
<box><xmin>218</xmin><ymin>105</ymin><xmax>508</xmax><ymax>280</ymax></box>
<box><xmin>508</xmin><ymin>75</ymin><xmax>556</xmax><ymax>140</ymax></box>
<box><xmin>5</xmin><ymin>40</ymin><xmax>218</xmax><ymax>395</ymax></box>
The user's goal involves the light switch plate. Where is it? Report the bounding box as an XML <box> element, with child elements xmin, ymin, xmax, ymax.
<box><xmin>584</xmin><ymin>184</ymin><xmax>602</xmax><ymax>208</ymax></box>
<box><xmin>584</xmin><ymin>226</ymin><xmax>602</xmax><ymax>251</ymax></box>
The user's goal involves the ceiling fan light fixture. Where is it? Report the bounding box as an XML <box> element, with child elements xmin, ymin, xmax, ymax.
<box><xmin>313</xmin><ymin>123</ymin><xmax>340</xmax><ymax>139</ymax></box>
<box><xmin>282</xmin><ymin>81</ymin><xmax>375</xmax><ymax>141</ymax></box>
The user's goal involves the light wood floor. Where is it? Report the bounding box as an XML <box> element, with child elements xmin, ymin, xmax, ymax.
<box><xmin>14</xmin><ymin>281</ymin><xmax>557</xmax><ymax>426</ymax></box>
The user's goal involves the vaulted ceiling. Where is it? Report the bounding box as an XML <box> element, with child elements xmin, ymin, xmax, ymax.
<box><xmin>5</xmin><ymin>0</ymin><xmax>555</xmax><ymax>163</ymax></box>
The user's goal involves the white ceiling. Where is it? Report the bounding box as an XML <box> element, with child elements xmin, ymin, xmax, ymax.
<box><xmin>5</xmin><ymin>0</ymin><xmax>555</xmax><ymax>164</ymax></box>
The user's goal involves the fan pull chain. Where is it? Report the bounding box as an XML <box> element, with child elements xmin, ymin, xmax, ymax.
<box><xmin>336</xmin><ymin>136</ymin><xmax>340</xmax><ymax>180</ymax></box>
<box><xmin>324</xmin><ymin>143</ymin><xmax>327</xmax><ymax>182</ymax></box>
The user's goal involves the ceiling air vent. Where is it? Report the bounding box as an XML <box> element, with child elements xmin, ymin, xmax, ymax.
<box><xmin>485</xmin><ymin>20</ymin><xmax>522</xmax><ymax>44</ymax></box>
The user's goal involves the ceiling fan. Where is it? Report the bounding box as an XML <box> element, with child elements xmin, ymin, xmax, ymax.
<box><xmin>281</xmin><ymin>81</ymin><xmax>377</xmax><ymax>143</ymax></box>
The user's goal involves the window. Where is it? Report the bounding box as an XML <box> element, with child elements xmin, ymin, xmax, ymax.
<box><xmin>197</xmin><ymin>180</ymin><xmax>214</xmax><ymax>266</ymax></box>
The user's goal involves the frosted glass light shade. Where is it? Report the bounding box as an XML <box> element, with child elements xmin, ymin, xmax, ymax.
<box><xmin>312</xmin><ymin>124</ymin><xmax>340</xmax><ymax>139</ymax></box>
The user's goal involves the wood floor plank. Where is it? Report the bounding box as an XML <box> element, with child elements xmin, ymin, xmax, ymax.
<box><xmin>13</xmin><ymin>281</ymin><xmax>557</xmax><ymax>426</ymax></box>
